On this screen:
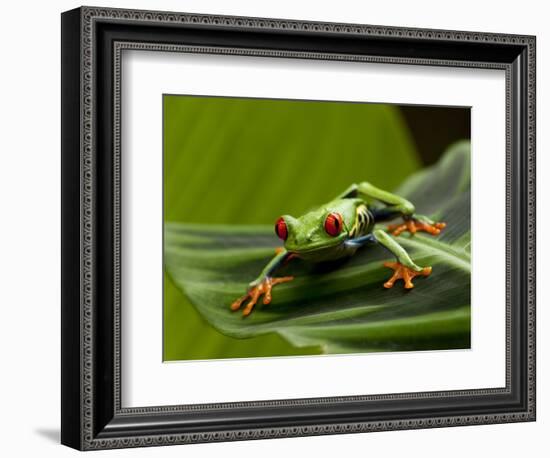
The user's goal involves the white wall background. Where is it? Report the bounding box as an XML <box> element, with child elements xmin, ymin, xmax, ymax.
<box><xmin>0</xmin><ymin>0</ymin><xmax>545</xmax><ymax>456</ymax></box>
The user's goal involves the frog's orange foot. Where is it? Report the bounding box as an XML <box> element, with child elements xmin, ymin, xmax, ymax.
<box><xmin>387</xmin><ymin>219</ymin><xmax>446</xmax><ymax>236</ymax></box>
<box><xmin>230</xmin><ymin>276</ymin><xmax>294</xmax><ymax>317</ymax></box>
<box><xmin>383</xmin><ymin>261</ymin><xmax>432</xmax><ymax>289</ymax></box>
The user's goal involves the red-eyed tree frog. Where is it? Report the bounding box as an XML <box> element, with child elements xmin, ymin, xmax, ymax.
<box><xmin>231</xmin><ymin>182</ymin><xmax>446</xmax><ymax>317</ymax></box>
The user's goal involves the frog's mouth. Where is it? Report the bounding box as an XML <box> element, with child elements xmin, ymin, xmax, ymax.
<box><xmin>286</xmin><ymin>237</ymin><xmax>347</xmax><ymax>255</ymax></box>
<box><xmin>288</xmin><ymin>243</ymin><xmax>339</xmax><ymax>255</ymax></box>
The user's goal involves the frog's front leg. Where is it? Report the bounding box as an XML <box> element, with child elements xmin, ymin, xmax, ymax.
<box><xmin>230</xmin><ymin>249</ymin><xmax>295</xmax><ymax>317</ymax></box>
<box><xmin>373</xmin><ymin>230</ymin><xmax>432</xmax><ymax>289</ymax></box>
<box><xmin>348</xmin><ymin>230</ymin><xmax>431</xmax><ymax>289</ymax></box>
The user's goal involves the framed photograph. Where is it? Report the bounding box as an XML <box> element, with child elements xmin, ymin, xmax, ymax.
<box><xmin>61</xmin><ymin>6</ymin><xmax>536</xmax><ymax>450</ymax></box>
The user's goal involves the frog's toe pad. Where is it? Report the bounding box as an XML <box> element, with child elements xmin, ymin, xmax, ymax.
<box><xmin>388</xmin><ymin>220</ymin><xmax>446</xmax><ymax>236</ymax></box>
<box><xmin>383</xmin><ymin>261</ymin><xmax>432</xmax><ymax>289</ymax></box>
<box><xmin>230</xmin><ymin>276</ymin><xmax>294</xmax><ymax>317</ymax></box>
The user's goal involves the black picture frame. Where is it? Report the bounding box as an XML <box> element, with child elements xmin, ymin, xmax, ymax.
<box><xmin>61</xmin><ymin>6</ymin><xmax>536</xmax><ymax>450</ymax></box>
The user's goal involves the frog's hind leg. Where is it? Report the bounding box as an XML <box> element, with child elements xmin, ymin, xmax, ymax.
<box><xmin>339</xmin><ymin>182</ymin><xmax>446</xmax><ymax>236</ymax></box>
<box><xmin>339</xmin><ymin>182</ymin><xmax>415</xmax><ymax>216</ymax></box>
<box><xmin>372</xmin><ymin>229</ymin><xmax>432</xmax><ymax>289</ymax></box>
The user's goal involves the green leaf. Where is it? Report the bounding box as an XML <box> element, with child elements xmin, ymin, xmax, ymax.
<box><xmin>165</xmin><ymin>141</ymin><xmax>471</xmax><ymax>354</ymax></box>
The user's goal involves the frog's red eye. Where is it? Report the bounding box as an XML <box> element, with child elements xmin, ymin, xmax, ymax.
<box><xmin>275</xmin><ymin>217</ymin><xmax>288</xmax><ymax>241</ymax></box>
<box><xmin>324</xmin><ymin>212</ymin><xmax>343</xmax><ymax>237</ymax></box>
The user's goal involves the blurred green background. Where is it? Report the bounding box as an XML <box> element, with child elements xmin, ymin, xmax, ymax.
<box><xmin>163</xmin><ymin>95</ymin><xmax>470</xmax><ymax>361</ymax></box>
